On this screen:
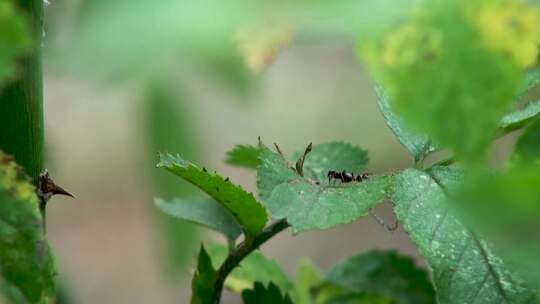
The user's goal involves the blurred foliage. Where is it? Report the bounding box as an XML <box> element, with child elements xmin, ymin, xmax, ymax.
<box><xmin>142</xmin><ymin>82</ymin><xmax>202</xmax><ymax>275</ymax></box>
<box><xmin>44</xmin><ymin>0</ymin><xmax>426</xmax><ymax>95</ymax></box>
<box><xmin>359</xmin><ymin>0</ymin><xmax>538</xmax><ymax>164</ymax></box>
<box><xmin>291</xmin><ymin>259</ymin><xmax>321</xmax><ymax>304</ymax></box>
<box><xmin>474</xmin><ymin>1</ymin><xmax>539</xmax><ymax>69</ymax></box>
<box><xmin>314</xmin><ymin>250</ymin><xmax>435</xmax><ymax>304</ymax></box>
<box><xmin>511</xmin><ymin>117</ymin><xmax>540</xmax><ymax>164</ymax></box>
<box><xmin>47</xmin><ymin>0</ymin><xmax>262</xmax><ymax>94</ymax></box>
<box><xmin>499</xmin><ymin>101</ymin><xmax>540</xmax><ymax>135</ymax></box>
<box><xmin>0</xmin><ymin>151</ymin><xmax>56</xmax><ymax>303</ymax></box>
<box><xmin>235</xmin><ymin>22</ymin><xmax>293</xmax><ymax>74</ymax></box>
<box><xmin>520</xmin><ymin>67</ymin><xmax>540</xmax><ymax>98</ymax></box>
<box><xmin>0</xmin><ymin>0</ymin><xmax>30</xmax><ymax>84</ymax></box>
<box><xmin>456</xmin><ymin>165</ymin><xmax>540</xmax><ymax>286</ymax></box>
<box><xmin>225</xmin><ymin>144</ymin><xmax>261</xmax><ymax>170</ymax></box>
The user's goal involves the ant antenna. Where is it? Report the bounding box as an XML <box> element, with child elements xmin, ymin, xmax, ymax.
<box><xmin>369</xmin><ymin>210</ymin><xmax>398</xmax><ymax>232</ymax></box>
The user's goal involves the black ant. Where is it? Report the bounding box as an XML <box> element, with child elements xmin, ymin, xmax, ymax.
<box><xmin>327</xmin><ymin>170</ymin><xmax>397</xmax><ymax>232</ymax></box>
<box><xmin>327</xmin><ymin>170</ymin><xmax>370</xmax><ymax>184</ymax></box>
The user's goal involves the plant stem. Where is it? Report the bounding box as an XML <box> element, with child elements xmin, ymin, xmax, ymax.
<box><xmin>210</xmin><ymin>219</ymin><xmax>290</xmax><ymax>304</ymax></box>
<box><xmin>39</xmin><ymin>200</ymin><xmax>47</xmax><ymax>233</ymax></box>
<box><xmin>0</xmin><ymin>0</ymin><xmax>44</xmax><ymax>184</ymax></box>
<box><xmin>433</xmin><ymin>156</ymin><xmax>456</xmax><ymax>167</ymax></box>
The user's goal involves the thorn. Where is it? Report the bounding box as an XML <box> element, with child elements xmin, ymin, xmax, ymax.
<box><xmin>273</xmin><ymin>143</ymin><xmax>284</xmax><ymax>156</ymax></box>
<box><xmin>38</xmin><ymin>169</ymin><xmax>75</xmax><ymax>235</ymax></box>
<box><xmin>39</xmin><ymin>170</ymin><xmax>75</xmax><ymax>201</ymax></box>
<box><xmin>306</xmin><ymin>142</ymin><xmax>313</xmax><ymax>153</ymax></box>
<box><xmin>225</xmin><ymin>177</ymin><xmax>230</xmax><ymax>182</ymax></box>
<box><xmin>202</xmin><ymin>167</ymin><xmax>207</xmax><ymax>172</ymax></box>
<box><xmin>295</xmin><ymin>142</ymin><xmax>313</xmax><ymax>177</ymax></box>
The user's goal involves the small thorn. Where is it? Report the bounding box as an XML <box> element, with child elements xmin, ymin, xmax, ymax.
<box><xmin>295</xmin><ymin>142</ymin><xmax>313</xmax><ymax>177</ymax></box>
<box><xmin>273</xmin><ymin>143</ymin><xmax>283</xmax><ymax>155</ymax></box>
<box><xmin>52</xmin><ymin>185</ymin><xmax>75</xmax><ymax>198</ymax></box>
<box><xmin>306</xmin><ymin>142</ymin><xmax>313</xmax><ymax>153</ymax></box>
<box><xmin>39</xmin><ymin>170</ymin><xmax>75</xmax><ymax>201</ymax></box>
<box><xmin>225</xmin><ymin>177</ymin><xmax>230</xmax><ymax>182</ymax></box>
<box><xmin>38</xmin><ymin>170</ymin><xmax>75</xmax><ymax>234</ymax></box>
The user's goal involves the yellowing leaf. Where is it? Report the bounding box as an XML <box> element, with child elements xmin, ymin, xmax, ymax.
<box><xmin>235</xmin><ymin>22</ymin><xmax>293</xmax><ymax>74</ymax></box>
<box><xmin>0</xmin><ymin>151</ymin><xmax>56</xmax><ymax>303</ymax></box>
<box><xmin>474</xmin><ymin>1</ymin><xmax>540</xmax><ymax>69</ymax></box>
<box><xmin>379</xmin><ymin>22</ymin><xmax>442</xmax><ymax>69</ymax></box>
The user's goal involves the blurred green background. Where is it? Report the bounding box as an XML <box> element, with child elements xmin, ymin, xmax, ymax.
<box><xmin>26</xmin><ymin>0</ymin><xmax>533</xmax><ymax>303</ymax></box>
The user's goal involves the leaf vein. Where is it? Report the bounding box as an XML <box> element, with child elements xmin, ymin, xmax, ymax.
<box><xmin>428</xmin><ymin>208</ymin><xmax>449</xmax><ymax>246</ymax></box>
<box><xmin>470</xmin><ymin>272</ymin><xmax>489</xmax><ymax>304</ymax></box>
<box><xmin>471</xmin><ymin>232</ymin><xmax>510</xmax><ymax>303</ymax></box>
<box><xmin>448</xmin><ymin>235</ymin><xmax>471</xmax><ymax>283</ymax></box>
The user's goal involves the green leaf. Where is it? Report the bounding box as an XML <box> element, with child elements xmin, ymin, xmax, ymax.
<box><xmin>257</xmin><ymin>144</ymin><xmax>297</xmax><ymax>201</ymax></box>
<box><xmin>294</xmin><ymin>142</ymin><xmax>369</xmax><ymax>182</ymax></box>
<box><xmin>375</xmin><ymin>85</ymin><xmax>434</xmax><ymax>163</ymax></box>
<box><xmin>511</xmin><ymin>117</ymin><xmax>540</xmax><ymax>164</ymax></box>
<box><xmin>0</xmin><ymin>152</ymin><xmax>56</xmax><ymax>303</ymax></box>
<box><xmin>318</xmin><ymin>250</ymin><xmax>435</xmax><ymax>304</ymax></box>
<box><xmin>317</xmin><ymin>291</ymin><xmax>396</xmax><ymax>304</ymax></box>
<box><xmin>454</xmin><ymin>166</ymin><xmax>540</xmax><ymax>286</ymax></box>
<box><xmin>207</xmin><ymin>244</ymin><xmax>293</xmax><ymax>294</ymax></box>
<box><xmin>362</xmin><ymin>2</ymin><xmax>522</xmax><ymax>163</ymax></box>
<box><xmin>292</xmin><ymin>258</ymin><xmax>322</xmax><ymax>304</ymax></box>
<box><xmin>191</xmin><ymin>245</ymin><xmax>217</xmax><ymax>304</ymax></box>
<box><xmin>242</xmin><ymin>282</ymin><xmax>293</xmax><ymax>304</ymax></box>
<box><xmin>266</xmin><ymin>175</ymin><xmax>392</xmax><ymax>233</ymax></box>
<box><xmin>518</xmin><ymin>67</ymin><xmax>540</xmax><ymax>98</ymax></box>
<box><xmin>155</xmin><ymin>197</ymin><xmax>242</xmax><ymax>241</ymax></box>
<box><xmin>258</xmin><ymin>143</ymin><xmax>391</xmax><ymax>232</ymax></box>
<box><xmin>0</xmin><ymin>1</ymin><xmax>30</xmax><ymax>83</ymax></box>
<box><xmin>226</xmin><ymin>144</ymin><xmax>261</xmax><ymax>169</ymax></box>
<box><xmin>53</xmin><ymin>0</ymin><xmax>258</xmax><ymax>94</ymax></box>
<box><xmin>143</xmin><ymin>81</ymin><xmax>201</xmax><ymax>274</ymax></box>
<box><xmin>499</xmin><ymin>101</ymin><xmax>540</xmax><ymax>133</ymax></box>
<box><xmin>392</xmin><ymin>167</ymin><xmax>535</xmax><ymax>304</ymax></box>
<box><xmin>158</xmin><ymin>153</ymin><xmax>267</xmax><ymax>237</ymax></box>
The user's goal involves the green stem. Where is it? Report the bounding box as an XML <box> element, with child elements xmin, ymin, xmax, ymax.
<box><xmin>210</xmin><ymin>219</ymin><xmax>290</xmax><ymax>304</ymax></box>
<box><xmin>39</xmin><ymin>200</ymin><xmax>47</xmax><ymax>233</ymax></box>
<box><xmin>0</xmin><ymin>0</ymin><xmax>44</xmax><ymax>184</ymax></box>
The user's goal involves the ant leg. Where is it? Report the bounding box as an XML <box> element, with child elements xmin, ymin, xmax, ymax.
<box><xmin>369</xmin><ymin>210</ymin><xmax>398</xmax><ymax>232</ymax></box>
